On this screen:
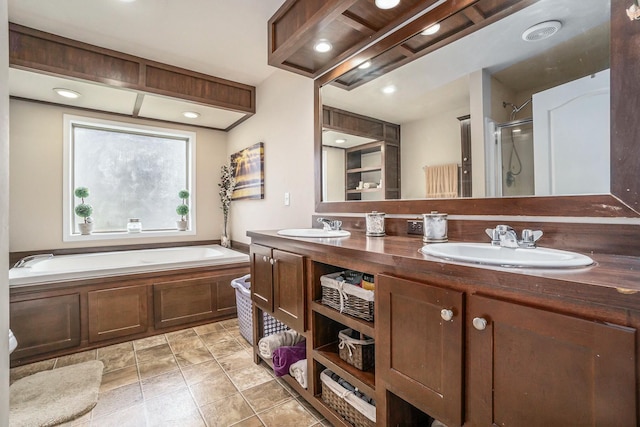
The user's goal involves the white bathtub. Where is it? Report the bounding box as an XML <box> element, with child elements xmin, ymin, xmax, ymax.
<box><xmin>9</xmin><ymin>245</ymin><xmax>249</xmax><ymax>287</ymax></box>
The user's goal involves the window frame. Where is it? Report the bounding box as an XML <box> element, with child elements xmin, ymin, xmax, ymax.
<box><xmin>63</xmin><ymin>114</ymin><xmax>197</xmax><ymax>242</ymax></box>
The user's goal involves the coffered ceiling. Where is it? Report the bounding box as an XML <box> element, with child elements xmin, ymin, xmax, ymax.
<box><xmin>7</xmin><ymin>0</ymin><xmax>286</xmax><ymax>130</ymax></box>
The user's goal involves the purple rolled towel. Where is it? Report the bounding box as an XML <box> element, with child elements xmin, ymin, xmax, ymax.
<box><xmin>272</xmin><ymin>340</ymin><xmax>306</xmax><ymax>377</ymax></box>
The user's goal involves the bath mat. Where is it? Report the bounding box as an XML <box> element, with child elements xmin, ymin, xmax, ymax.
<box><xmin>10</xmin><ymin>360</ymin><xmax>104</xmax><ymax>427</ymax></box>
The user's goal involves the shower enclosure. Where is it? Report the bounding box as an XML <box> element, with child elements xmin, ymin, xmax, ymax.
<box><xmin>495</xmin><ymin>119</ymin><xmax>534</xmax><ymax>197</ymax></box>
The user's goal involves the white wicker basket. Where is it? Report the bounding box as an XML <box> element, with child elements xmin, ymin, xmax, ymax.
<box><xmin>232</xmin><ymin>275</ymin><xmax>288</xmax><ymax>345</ymax></box>
<box><xmin>320</xmin><ymin>272</ymin><xmax>375</xmax><ymax>321</ymax></box>
<box><xmin>320</xmin><ymin>370</ymin><xmax>376</xmax><ymax>426</ymax></box>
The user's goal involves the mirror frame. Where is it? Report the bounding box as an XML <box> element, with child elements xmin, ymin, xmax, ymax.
<box><xmin>315</xmin><ymin>0</ymin><xmax>640</xmax><ymax>217</ymax></box>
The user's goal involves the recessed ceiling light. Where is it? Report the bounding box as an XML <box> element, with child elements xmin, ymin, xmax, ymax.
<box><xmin>182</xmin><ymin>111</ymin><xmax>200</xmax><ymax>119</ymax></box>
<box><xmin>358</xmin><ymin>61</ymin><xmax>371</xmax><ymax>70</ymax></box>
<box><xmin>314</xmin><ymin>39</ymin><xmax>332</xmax><ymax>53</ymax></box>
<box><xmin>53</xmin><ymin>88</ymin><xmax>81</xmax><ymax>99</ymax></box>
<box><xmin>421</xmin><ymin>23</ymin><xmax>441</xmax><ymax>36</ymax></box>
<box><xmin>382</xmin><ymin>85</ymin><xmax>396</xmax><ymax>94</ymax></box>
<box><xmin>375</xmin><ymin>0</ymin><xmax>400</xmax><ymax>9</ymax></box>
<box><xmin>335</xmin><ymin>138</ymin><xmax>346</xmax><ymax>144</ymax></box>
<box><xmin>522</xmin><ymin>20</ymin><xmax>562</xmax><ymax>42</ymax></box>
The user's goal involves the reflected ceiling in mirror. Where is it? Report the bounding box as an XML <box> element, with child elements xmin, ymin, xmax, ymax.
<box><xmin>321</xmin><ymin>0</ymin><xmax>610</xmax><ymax>203</ymax></box>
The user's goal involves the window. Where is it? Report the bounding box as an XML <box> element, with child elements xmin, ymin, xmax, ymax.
<box><xmin>63</xmin><ymin>115</ymin><xmax>196</xmax><ymax>241</ymax></box>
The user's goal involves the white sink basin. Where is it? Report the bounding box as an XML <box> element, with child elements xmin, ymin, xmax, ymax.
<box><xmin>421</xmin><ymin>242</ymin><xmax>593</xmax><ymax>268</ymax></box>
<box><xmin>277</xmin><ymin>228</ymin><xmax>351</xmax><ymax>238</ymax></box>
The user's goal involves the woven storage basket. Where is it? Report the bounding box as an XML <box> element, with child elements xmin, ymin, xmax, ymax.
<box><xmin>320</xmin><ymin>370</ymin><xmax>376</xmax><ymax>427</ymax></box>
<box><xmin>232</xmin><ymin>275</ymin><xmax>288</xmax><ymax>345</ymax></box>
<box><xmin>338</xmin><ymin>329</ymin><xmax>375</xmax><ymax>371</ymax></box>
<box><xmin>321</xmin><ymin>272</ymin><xmax>374</xmax><ymax>321</ymax></box>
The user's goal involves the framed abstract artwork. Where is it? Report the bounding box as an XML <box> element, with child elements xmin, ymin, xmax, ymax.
<box><xmin>231</xmin><ymin>142</ymin><xmax>265</xmax><ymax>200</ymax></box>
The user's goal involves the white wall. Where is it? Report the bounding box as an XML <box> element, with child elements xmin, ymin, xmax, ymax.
<box><xmin>9</xmin><ymin>100</ymin><xmax>228</xmax><ymax>251</ymax></box>
<box><xmin>228</xmin><ymin>70</ymin><xmax>314</xmax><ymax>244</ymax></box>
<box><xmin>323</xmin><ymin>146</ymin><xmax>345</xmax><ymax>202</ymax></box>
<box><xmin>401</xmin><ymin>106</ymin><xmax>469</xmax><ymax>199</ymax></box>
<box><xmin>1</xmin><ymin>0</ymin><xmax>11</xmax><ymax>421</ymax></box>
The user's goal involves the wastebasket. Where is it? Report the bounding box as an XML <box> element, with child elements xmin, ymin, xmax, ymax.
<box><xmin>231</xmin><ymin>274</ymin><xmax>288</xmax><ymax>345</ymax></box>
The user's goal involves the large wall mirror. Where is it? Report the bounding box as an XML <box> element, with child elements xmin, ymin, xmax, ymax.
<box><xmin>315</xmin><ymin>0</ymin><xmax>640</xmax><ymax>217</ymax></box>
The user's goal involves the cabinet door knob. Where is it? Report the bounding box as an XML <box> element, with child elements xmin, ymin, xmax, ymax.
<box><xmin>270</xmin><ymin>258</ymin><xmax>277</xmax><ymax>265</ymax></box>
<box><xmin>262</xmin><ymin>256</ymin><xmax>269</xmax><ymax>263</ymax></box>
<box><xmin>473</xmin><ymin>317</ymin><xmax>488</xmax><ymax>330</ymax></box>
<box><xmin>440</xmin><ymin>309</ymin><xmax>454</xmax><ymax>322</ymax></box>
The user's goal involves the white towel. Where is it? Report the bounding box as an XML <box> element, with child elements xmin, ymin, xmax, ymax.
<box><xmin>258</xmin><ymin>329</ymin><xmax>303</xmax><ymax>359</ymax></box>
<box><xmin>289</xmin><ymin>358</ymin><xmax>308</xmax><ymax>389</ymax></box>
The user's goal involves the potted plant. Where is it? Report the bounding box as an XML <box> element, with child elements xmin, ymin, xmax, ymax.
<box><xmin>176</xmin><ymin>189</ymin><xmax>190</xmax><ymax>231</ymax></box>
<box><xmin>74</xmin><ymin>186</ymin><xmax>93</xmax><ymax>235</ymax></box>
<box><xmin>218</xmin><ymin>164</ymin><xmax>236</xmax><ymax>248</ymax></box>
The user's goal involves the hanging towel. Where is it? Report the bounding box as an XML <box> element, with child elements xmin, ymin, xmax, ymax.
<box><xmin>289</xmin><ymin>359</ymin><xmax>308</xmax><ymax>389</ymax></box>
<box><xmin>272</xmin><ymin>340</ymin><xmax>306</xmax><ymax>377</ymax></box>
<box><xmin>424</xmin><ymin>163</ymin><xmax>459</xmax><ymax>198</ymax></box>
<box><xmin>258</xmin><ymin>329</ymin><xmax>303</xmax><ymax>359</ymax></box>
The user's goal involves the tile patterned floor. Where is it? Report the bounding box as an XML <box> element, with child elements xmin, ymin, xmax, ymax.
<box><xmin>9</xmin><ymin>318</ymin><xmax>333</xmax><ymax>427</ymax></box>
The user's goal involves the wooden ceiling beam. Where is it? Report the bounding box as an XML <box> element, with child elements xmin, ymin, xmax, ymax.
<box><xmin>462</xmin><ymin>5</ymin><xmax>486</xmax><ymax>24</ymax></box>
<box><xmin>337</xmin><ymin>11</ymin><xmax>377</xmax><ymax>36</ymax></box>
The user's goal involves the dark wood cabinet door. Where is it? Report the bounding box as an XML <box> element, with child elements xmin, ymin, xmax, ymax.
<box><xmin>377</xmin><ymin>274</ymin><xmax>464</xmax><ymax>426</ymax></box>
<box><xmin>88</xmin><ymin>285</ymin><xmax>148</xmax><ymax>343</ymax></box>
<box><xmin>10</xmin><ymin>293</ymin><xmax>81</xmax><ymax>360</ymax></box>
<box><xmin>272</xmin><ymin>249</ymin><xmax>305</xmax><ymax>331</ymax></box>
<box><xmin>467</xmin><ymin>295</ymin><xmax>637</xmax><ymax>426</ymax></box>
<box><xmin>250</xmin><ymin>244</ymin><xmax>274</xmax><ymax>312</ymax></box>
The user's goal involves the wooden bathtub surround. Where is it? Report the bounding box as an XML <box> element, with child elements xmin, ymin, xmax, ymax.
<box><xmin>247</xmin><ymin>230</ymin><xmax>640</xmax><ymax>426</ymax></box>
<box><xmin>9</xmin><ymin>262</ymin><xmax>249</xmax><ymax>367</ymax></box>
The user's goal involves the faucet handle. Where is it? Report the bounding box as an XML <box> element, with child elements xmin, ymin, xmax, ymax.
<box><xmin>486</xmin><ymin>228</ymin><xmax>501</xmax><ymax>245</ymax></box>
<box><xmin>521</xmin><ymin>229</ymin><xmax>543</xmax><ymax>247</ymax></box>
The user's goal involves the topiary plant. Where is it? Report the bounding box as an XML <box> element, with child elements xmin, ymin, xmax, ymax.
<box><xmin>74</xmin><ymin>187</ymin><xmax>93</xmax><ymax>223</ymax></box>
<box><xmin>176</xmin><ymin>189</ymin><xmax>189</xmax><ymax>221</ymax></box>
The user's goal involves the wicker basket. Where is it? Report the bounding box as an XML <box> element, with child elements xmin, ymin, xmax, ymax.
<box><xmin>338</xmin><ymin>329</ymin><xmax>375</xmax><ymax>371</ymax></box>
<box><xmin>321</xmin><ymin>272</ymin><xmax>374</xmax><ymax>322</ymax></box>
<box><xmin>320</xmin><ymin>370</ymin><xmax>376</xmax><ymax>427</ymax></box>
<box><xmin>232</xmin><ymin>275</ymin><xmax>288</xmax><ymax>345</ymax></box>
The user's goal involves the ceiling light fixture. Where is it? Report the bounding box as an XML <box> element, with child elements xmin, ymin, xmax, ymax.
<box><xmin>382</xmin><ymin>85</ymin><xmax>396</xmax><ymax>94</ymax></box>
<box><xmin>421</xmin><ymin>23</ymin><xmax>441</xmax><ymax>36</ymax></box>
<box><xmin>522</xmin><ymin>20</ymin><xmax>562</xmax><ymax>42</ymax></box>
<box><xmin>358</xmin><ymin>61</ymin><xmax>371</xmax><ymax>70</ymax></box>
<box><xmin>375</xmin><ymin>0</ymin><xmax>400</xmax><ymax>9</ymax></box>
<box><xmin>335</xmin><ymin>138</ymin><xmax>346</xmax><ymax>144</ymax></box>
<box><xmin>182</xmin><ymin>111</ymin><xmax>200</xmax><ymax>119</ymax></box>
<box><xmin>314</xmin><ymin>39</ymin><xmax>333</xmax><ymax>53</ymax></box>
<box><xmin>53</xmin><ymin>88</ymin><xmax>81</xmax><ymax>99</ymax></box>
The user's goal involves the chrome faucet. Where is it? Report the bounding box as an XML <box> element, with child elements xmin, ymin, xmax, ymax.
<box><xmin>13</xmin><ymin>253</ymin><xmax>54</xmax><ymax>268</ymax></box>
<box><xmin>485</xmin><ymin>225</ymin><xmax>543</xmax><ymax>249</ymax></box>
<box><xmin>317</xmin><ymin>217</ymin><xmax>343</xmax><ymax>231</ymax></box>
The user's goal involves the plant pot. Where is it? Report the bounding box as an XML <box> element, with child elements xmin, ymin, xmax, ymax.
<box><xmin>176</xmin><ymin>220</ymin><xmax>188</xmax><ymax>231</ymax></box>
<box><xmin>78</xmin><ymin>222</ymin><xmax>93</xmax><ymax>235</ymax></box>
<box><xmin>221</xmin><ymin>234</ymin><xmax>231</xmax><ymax>248</ymax></box>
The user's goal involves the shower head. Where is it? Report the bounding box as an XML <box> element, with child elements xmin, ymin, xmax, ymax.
<box><xmin>503</xmin><ymin>99</ymin><xmax>532</xmax><ymax>120</ymax></box>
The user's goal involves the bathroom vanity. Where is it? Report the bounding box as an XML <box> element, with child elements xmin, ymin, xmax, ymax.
<box><xmin>248</xmin><ymin>229</ymin><xmax>639</xmax><ymax>426</ymax></box>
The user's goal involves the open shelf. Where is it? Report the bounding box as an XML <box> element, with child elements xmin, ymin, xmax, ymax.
<box><xmin>314</xmin><ymin>342</ymin><xmax>375</xmax><ymax>398</ymax></box>
<box><xmin>311</xmin><ymin>301</ymin><xmax>375</xmax><ymax>337</ymax></box>
<box><xmin>346</xmin><ymin>166</ymin><xmax>382</xmax><ymax>173</ymax></box>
